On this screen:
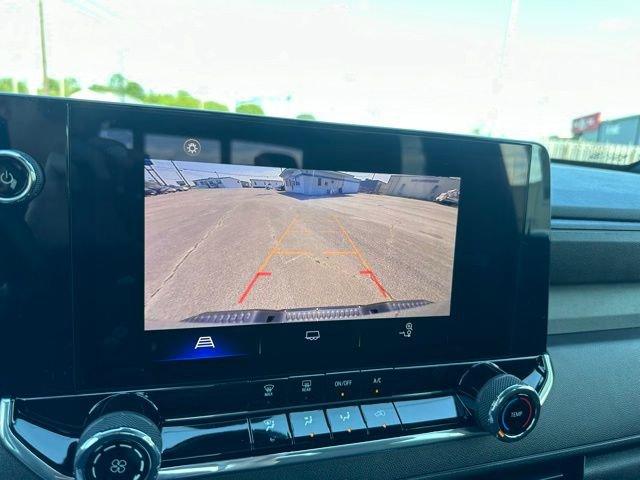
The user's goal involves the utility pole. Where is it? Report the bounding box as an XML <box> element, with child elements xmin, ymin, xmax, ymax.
<box><xmin>170</xmin><ymin>160</ymin><xmax>190</xmax><ymax>186</ymax></box>
<box><xmin>145</xmin><ymin>165</ymin><xmax>167</xmax><ymax>186</ymax></box>
<box><xmin>486</xmin><ymin>0</ymin><xmax>520</xmax><ymax>136</ymax></box>
<box><xmin>38</xmin><ymin>0</ymin><xmax>49</xmax><ymax>94</ymax></box>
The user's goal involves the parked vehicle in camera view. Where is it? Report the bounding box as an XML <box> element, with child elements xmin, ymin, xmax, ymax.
<box><xmin>435</xmin><ymin>189</ymin><xmax>460</xmax><ymax>206</ymax></box>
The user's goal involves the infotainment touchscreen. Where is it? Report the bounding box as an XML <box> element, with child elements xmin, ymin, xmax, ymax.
<box><xmin>144</xmin><ymin>161</ymin><xmax>460</xmax><ymax>331</ymax></box>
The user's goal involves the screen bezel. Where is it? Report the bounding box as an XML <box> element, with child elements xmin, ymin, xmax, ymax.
<box><xmin>68</xmin><ymin>101</ymin><xmax>549</xmax><ymax>392</ymax></box>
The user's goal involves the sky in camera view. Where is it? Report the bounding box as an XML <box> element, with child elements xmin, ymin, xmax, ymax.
<box><xmin>1</xmin><ymin>0</ymin><xmax>639</xmax><ymax>140</ymax></box>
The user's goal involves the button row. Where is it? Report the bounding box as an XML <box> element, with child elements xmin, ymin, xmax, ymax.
<box><xmin>160</xmin><ymin>318</ymin><xmax>446</xmax><ymax>364</ymax></box>
<box><xmin>250</xmin><ymin>370</ymin><xmax>394</xmax><ymax>408</ymax></box>
<box><xmin>250</xmin><ymin>364</ymin><xmax>466</xmax><ymax>408</ymax></box>
<box><xmin>162</xmin><ymin>396</ymin><xmax>460</xmax><ymax>462</ymax></box>
<box><xmin>150</xmin><ymin>364</ymin><xmax>465</xmax><ymax>420</ymax></box>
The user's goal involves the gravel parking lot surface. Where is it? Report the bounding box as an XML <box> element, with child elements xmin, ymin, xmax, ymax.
<box><xmin>145</xmin><ymin>189</ymin><xmax>458</xmax><ymax>329</ymax></box>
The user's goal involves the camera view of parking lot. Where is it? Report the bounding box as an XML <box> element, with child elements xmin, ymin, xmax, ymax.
<box><xmin>145</xmin><ymin>160</ymin><xmax>460</xmax><ymax>330</ymax></box>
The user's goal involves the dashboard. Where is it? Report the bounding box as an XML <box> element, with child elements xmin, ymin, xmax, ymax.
<box><xmin>0</xmin><ymin>94</ymin><xmax>638</xmax><ymax>480</ymax></box>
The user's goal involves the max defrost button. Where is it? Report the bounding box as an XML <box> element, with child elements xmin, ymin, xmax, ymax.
<box><xmin>250</xmin><ymin>378</ymin><xmax>288</xmax><ymax>408</ymax></box>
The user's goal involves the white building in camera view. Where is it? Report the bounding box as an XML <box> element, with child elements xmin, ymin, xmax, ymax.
<box><xmin>280</xmin><ymin>169</ymin><xmax>361</xmax><ymax>196</ymax></box>
<box><xmin>193</xmin><ymin>177</ymin><xmax>242</xmax><ymax>189</ymax></box>
<box><xmin>381</xmin><ymin>175</ymin><xmax>460</xmax><ymax>201</ymax></box>
<box><xmin>250</xmin><ymin>178</ymin><xmax>284</xmax><ymax>189</ymax></box>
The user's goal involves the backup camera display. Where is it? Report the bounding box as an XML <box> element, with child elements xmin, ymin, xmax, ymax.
<box><xmin>144</xmin><ymin>161</ymin><xmax>460</xmax><ymax>330</ymax></box>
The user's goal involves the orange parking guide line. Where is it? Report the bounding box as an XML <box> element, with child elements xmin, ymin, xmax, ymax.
<box><xmin>333</xmin><ymin>217</ymin><xmax>372</xmax><ymax>271</ymax></box>
<box><xmin>275</xmin><ymin>249</ymin><xmax>312</xmax><ymax>256</ymax></box>
<box><xmin>333</xmin><ymin>216</ymin><xmax>393</xmax><ymax>300</ymax></box>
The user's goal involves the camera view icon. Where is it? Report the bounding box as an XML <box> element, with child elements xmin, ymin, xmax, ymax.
<box><xmin>305</xmin><ymin>330</ymin><xmax>321</xmax><ymax>341</ymax></box>
<box><xmin>194</xmin><ymin>336</ymin><xmax>215</xmax><ymax>349</ymax></box>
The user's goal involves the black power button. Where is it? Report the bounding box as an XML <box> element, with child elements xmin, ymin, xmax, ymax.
<box><xmin>0</xmin><ymin>150</ymin><xmax>43</xmax><ymax>204</ymax></box>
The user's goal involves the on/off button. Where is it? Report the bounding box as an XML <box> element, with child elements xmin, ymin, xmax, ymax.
<box><xmin>0</xmin><ymin>150</ymin><xmax>42</xmax><ymax>204</ymax></box>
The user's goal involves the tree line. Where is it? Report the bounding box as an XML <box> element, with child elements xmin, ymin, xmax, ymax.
<box><xmin>0</xmin><ymin>74</ymin><xmax>316</xmax><ymax>120</ymax></box>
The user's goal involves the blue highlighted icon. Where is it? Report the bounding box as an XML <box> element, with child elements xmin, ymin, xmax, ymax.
<box><xmin>160</xmin><ymin>333</ymin><xmax>249</xmax><ymax>362</ymax></box>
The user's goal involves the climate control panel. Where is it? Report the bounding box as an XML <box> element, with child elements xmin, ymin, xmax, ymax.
<box><xmin>1</xmin><ymin>356</ymin><xmax>552</xmax><ymax>480</ymax></box>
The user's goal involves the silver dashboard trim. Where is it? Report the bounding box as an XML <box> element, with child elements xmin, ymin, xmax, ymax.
<box><xmin>158</xmin><ymin>429</ymin><xmax>481</xmax><ymax>479</ymax></box>
<box><xmin>539</xmin><ymin>353</ymin><xmax>553</xmax><ymax>404</ymax></box>
<box><xmin>0</xmin><ymin>354</ymin><xmax>554</xmax><ymax>480</ymax></box>
<box><xmin>0</xmin><ymin>398</ymin><xmax>73</xmax><ymax>480</ymax></box>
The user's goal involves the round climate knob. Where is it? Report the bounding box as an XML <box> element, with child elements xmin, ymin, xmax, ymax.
<box><xmin>74</xmin><ymin>411</ymin><xmax>162</xmax><ymax>480</ymax></box>
<box><xmin>475</xmin><ymin>373</ymin><xmax>540</xmax><ymax>442</ymax></box>
<box><xmin>0</xmin><ymin>150</ymin><xmax>44</xmax><ymax>204</ymax></box>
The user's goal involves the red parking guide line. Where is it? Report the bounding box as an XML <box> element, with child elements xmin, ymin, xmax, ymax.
<box><xmin>360</xmin><ymin>270</ymin><xmax>390</xmax><ymax>299</ymax></box>
<box><xmin>238</xmin><ymin>217</ymin><xmax>298</xmax><ymax>304</ymax></box>
<box><xmin>238</xmin><ymin>271</ymin><xmax>272</xmax><ymax>304</ymax></box>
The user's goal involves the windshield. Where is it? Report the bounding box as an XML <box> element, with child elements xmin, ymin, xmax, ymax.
<box><xmin>1</xmin><ymin>0</ymin><xmax>639</xmax><ymax>169</ymax></box>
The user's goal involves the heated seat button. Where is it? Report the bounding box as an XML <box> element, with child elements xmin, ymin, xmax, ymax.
<box><xmin>289</xmin><ymin>410</ymin><xmax>331</xmax><ymax>445</ymax></box>
<box><xmin>326</xmin><ymin>371</ymin><xmax>362</xmax><ymax>401</ymax></box>
<box><xmin>250</xmin><ymin>378</ymin><xmax>288</xmax><ymax>408</ymax></box>
<box><xmin>360</xmin><ymin>403</ymin><xmax>401</xmax><ymax>435</ymax></box>
<box><xmin>394</xmin><ymin>396</ymin><xmax>459</xmax><ymax>429</ymax></box>
<box><xmin>250</xmin><ymin>414</ymin><xmax>292</xmax><ymax>450</ymax></box>
<box><xmin>326</xmin><ymin>406</ymin><xmax>367</xmax><ymax>440</ymax></box>
<box><xmin>288</xmin><ymin>374</ymin><xmax>326</xmax><ymax>404</ymax></box>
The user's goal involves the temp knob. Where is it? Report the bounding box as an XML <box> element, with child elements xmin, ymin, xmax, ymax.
<box><xmin>459</xmin><ymin>363</ymin><xmax>540</xmax><ymax>442</ymax></box>
<box><xmin>74</xmin><ymin>411</ymin><xmax>162</xmax><ymax>480</ymax></box>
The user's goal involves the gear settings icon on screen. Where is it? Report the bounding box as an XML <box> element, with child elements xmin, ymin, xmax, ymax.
<box><xmin>183</xmin><ymin>138</ymin><xmax>201</xmax><ymax>156</ymax></box>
